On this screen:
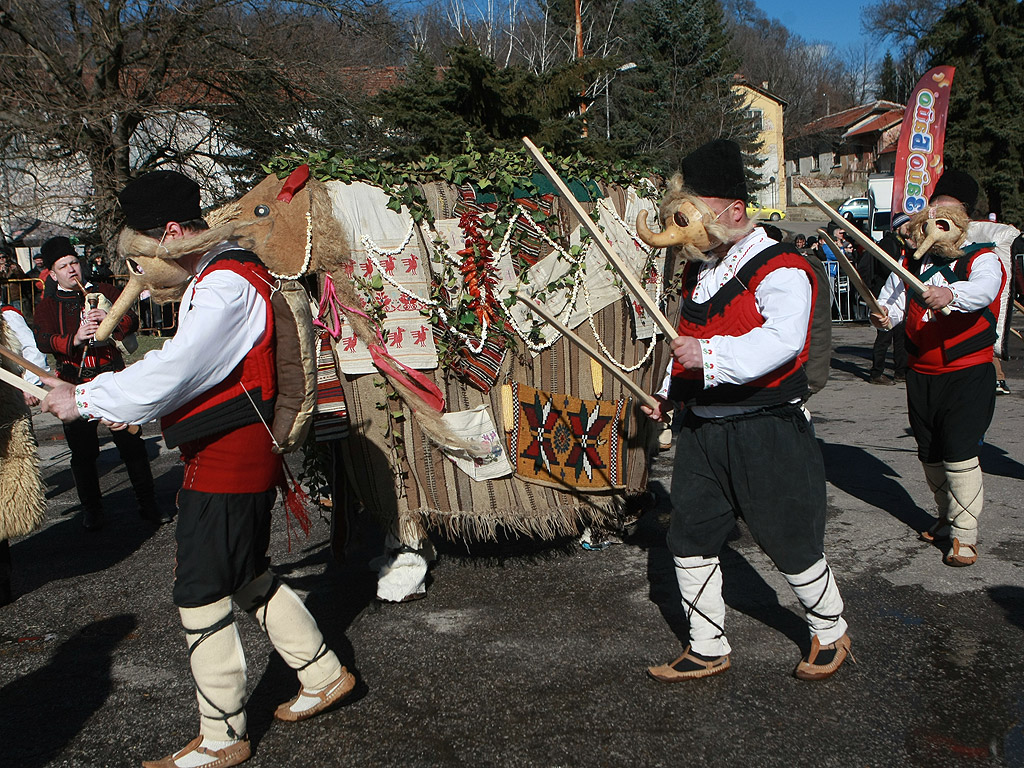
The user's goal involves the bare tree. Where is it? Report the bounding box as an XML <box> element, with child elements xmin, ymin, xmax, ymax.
<box><xmin>862</xmin><ymin>0</ymin><xmax>953</xmax><ymax>51</ymax></box>
<box><xmin>0</xmin><ymin>0</ymin><xmax>397</xmax><ymax>245</ymax></box>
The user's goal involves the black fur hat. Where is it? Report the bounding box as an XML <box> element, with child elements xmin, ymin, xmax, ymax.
<box><xmin>118</xmin><ymin>170</ymin><xmax>202</xmax><ymax>231</ymax></box>
<box><xmin>931</xmin><ymin>169</ymin><xmax>978</xmax><ymax>210</ymax></box>
<box><xmin>681</xmin><ymin>139</ymin><xmax>748</xmax><ymax>200</ymax></box>
<box><xmin>40</xmin><ymin>236</ymin><xmax>77</xmax><ymax>270</ymax></box>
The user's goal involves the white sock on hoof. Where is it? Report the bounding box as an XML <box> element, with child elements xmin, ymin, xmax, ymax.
<box><xmin>673</xmin><ymin>555</ymin><xmax>731</xmax><ymax>657</ymax></box>
<box><xmin>945</xmin><ymin>458</ymin><xmax>983</xmax><ymax>546</ymax></box>
<box><xmin>783</xmin><ymin>557</ymin><xmax>848</xmax><ymax>645</ymax></box>
<box><xmin>252</xmin><ymin>582</ymin><xmax>342</xmax><ymax>692</ymax></box>
<box><xmin>179</xmin><ymin>598</ymin><xmax>247</xmax><ymax>742</ymax></box>
<box><xmin>172</xmin><ymin>738</ymin><xmax>240</xmax><ymax>768</ymax></box>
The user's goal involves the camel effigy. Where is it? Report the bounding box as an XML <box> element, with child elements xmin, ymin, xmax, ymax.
<box><xmin>103</xmin><ymin>147</ymin><xmax>680</xmax><ymax>601</ymax></box>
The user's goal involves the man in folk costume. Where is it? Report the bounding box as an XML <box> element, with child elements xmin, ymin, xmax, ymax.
<box><xmin>873</xmin><ymin>169</ymin><xmax>1005</xmax><ymax>567</ymax></box>
<box><xmin>32</xmin><ymin>235</ymin><xmax>168</xmax><ymax>531</ymax></box>
<box><xmin>643</xmin><ymin>139</ymin><xmax>851</xmax><ymax>682</ymax></box>
<box><xmin>41</xmin><ymin>171</ymin><xmax>353</xmax><ymax>768</ymax></box>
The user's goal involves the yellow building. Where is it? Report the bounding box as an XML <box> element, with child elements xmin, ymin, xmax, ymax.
<box><xmin>733</xmin><ymin>77</ymin><xmax>787</xmax><ymax>209</ymax></box>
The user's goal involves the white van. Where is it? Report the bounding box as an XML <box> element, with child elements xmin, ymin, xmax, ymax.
<box><xmin>867</xmin><ymin>173</ymin><xmax>894</xmax><ymax>242</ymax></box>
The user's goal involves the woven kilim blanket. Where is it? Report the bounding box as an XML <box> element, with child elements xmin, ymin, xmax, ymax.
<box><xmin>506</xmin><ymin>382</ymin><xmax>629</xmax><ymax>490</ymax></box>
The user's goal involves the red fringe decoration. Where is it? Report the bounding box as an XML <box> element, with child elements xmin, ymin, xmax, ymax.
<box><xmin>280</xmin><ymin>461</ymin><xmax>313</xmax><ymax>551</ymax></box>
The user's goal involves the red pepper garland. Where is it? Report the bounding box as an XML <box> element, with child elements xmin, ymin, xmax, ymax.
<box><xmin>455</xmin><ymin>210</ymin><xmax>501</xmax><ymax>331</ymax></box>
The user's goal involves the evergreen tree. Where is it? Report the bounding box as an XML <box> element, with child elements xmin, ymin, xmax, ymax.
<box><xmin>614</xmin><ymin>0</ymin><xmax>758</xmax><ymax>175</ymax></box>
<box><xmin>922</xmin><ymin>0</ymin><xmax>1024</xmax><ymax>223</ymax></box>
<box><xmin>877</xmin><ymin>53</ymin><xmax>900</xmax><ymax>101</ymax></box>
<box><xmin>369</xmin><ymin>45</ymin><xmax>604</xmax><ymax>161</ymax></box>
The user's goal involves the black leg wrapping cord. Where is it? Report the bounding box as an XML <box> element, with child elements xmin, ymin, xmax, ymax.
<box><xmin>675</xmin><ymin>557</ymin><xmax>728</xmax><ymax>642</ymax></box>
<box><xmin>245</xmin><ymin>575</ymin><xmax>331</xmax><ymax>675</ymax></box>
<box><xmin>185</xmin><ymin>614</ymin><xmax>245</xmax><ymax>741</ymax></box>
<box><xmin>787</xmin><ymin>564</ymin><xmax>842</xmax><ymax>624</ymax></box>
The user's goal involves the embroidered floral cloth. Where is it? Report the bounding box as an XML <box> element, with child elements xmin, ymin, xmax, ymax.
<box><xmin>506</xmin><ymin>382</ymin><xmax>629</xmax><ymax>490</ymax></box>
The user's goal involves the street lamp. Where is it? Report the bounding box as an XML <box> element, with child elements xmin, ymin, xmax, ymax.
<box><xmin>605</xmin><ymin>62</ymin><xmax>637</xmax><ymax>140</ymax></box>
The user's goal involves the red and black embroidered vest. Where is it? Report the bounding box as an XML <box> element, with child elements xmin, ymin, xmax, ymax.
<box><xmin>161</xmin><ymin>250</ymin><xmax>276</xmax><ymax>449</ymax></box>
<box><xmin>669</xmin><ymin>244</ymin><xmax>816</xmax><ymax>408</ymax></box>
<box><xmin>903</xmin><ymin>246</ymin><xmax>1004</xmax><ymax>374</ymax></box>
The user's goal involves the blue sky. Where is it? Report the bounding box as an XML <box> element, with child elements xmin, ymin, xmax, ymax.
<box><xmin>752</xmin><ymin>0</ymin><xmax>870</xmax><ymax>52</ymax></box>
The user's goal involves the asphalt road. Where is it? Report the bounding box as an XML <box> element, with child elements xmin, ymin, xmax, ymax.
<box><xmin>2</xmin><ymin>323</ymin><xmax>1024</xmax><ymax>768</ymax></box>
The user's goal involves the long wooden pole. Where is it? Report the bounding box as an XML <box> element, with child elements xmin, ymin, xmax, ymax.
<box><xmin>522</xmin><ymin>137</ymin><xmax>678</xmax><ymax>341</ymax></box>
<box><xmin>0</xmin><ymin>344</ymin><xmax>141</xmax><ymax>433</ymax></box>
<box><xmin>816</xmin><ymin>229</ymin><xmax>883</xmax><ymax>315</ymax></box>
<box><xmin>799</xmin><ymin>182</ymin><xmax>950</xmax><ymax>316</ymax></box>
<box><xmin>0</xmin><ymin>343</ymin><xmax>51</xmax><ymax>381</ymax></box>
<box><xmin>518</xmin><ymin>296</ymin><xmax>659</xmax><ymax>410</ymax></box>
<box><xmin>0</xmin><ymin>366</ymin><xmax>47</xmax><ymax>399</ymax></box>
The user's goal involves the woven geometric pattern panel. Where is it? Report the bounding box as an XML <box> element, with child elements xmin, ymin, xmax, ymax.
<box><xmin>507</xmin><ymin>382</ymin><xmax>629</xmax><ymax>490</ymax></box>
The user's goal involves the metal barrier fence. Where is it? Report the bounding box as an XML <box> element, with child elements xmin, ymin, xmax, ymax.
<box><xmin>1</xmin><ymin>276</ymin><xmax>179</xmax><ymax>336</ymax></box>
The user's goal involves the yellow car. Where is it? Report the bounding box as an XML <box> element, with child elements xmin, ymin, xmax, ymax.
<box><xmin>746</xmin><ymin>202</ymin><xmax>786</xmax><ymax>221</ymax></box>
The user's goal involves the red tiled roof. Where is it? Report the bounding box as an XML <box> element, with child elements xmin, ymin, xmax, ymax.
<box><xmin>844</xmin><ymin>109</ymin><xmax>904</xmax><ymax>138</ymax></box>
<box><xmin>796</xmin><ymin>100</ymin><xmax>903</xmax><ymax>137</ymax></box>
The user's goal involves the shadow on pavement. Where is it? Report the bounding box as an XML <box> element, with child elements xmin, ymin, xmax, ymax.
<box><xmin>988</xmin><ymin>585</ymin><xmax>1024</xmax><ymax>632</ymax></box>
<box><xmin>11</xmin><ymin>451</ymin><xmax>181</xmax><ymax>602</ymax></box>
<box><xmin>0</xmin><ymin>614</ymin><xmax>136</xmax><ymax>767</ymax></box>
<box><xmin>820</xmin><ymin>440</ymin><xmax>932</xmax><ymax>533</ymax></box>
<box><xmin>980</xmin><ymin>441</ymin><xmax>1024</xmax><ymax>480</ymax></box>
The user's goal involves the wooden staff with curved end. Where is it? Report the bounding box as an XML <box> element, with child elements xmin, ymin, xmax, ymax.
<box><xmin>522</xmin><ymin>136</ymin><xmax>678</xmax><ymax>341</ymax></box>
<box><xmin>816</xmin><ymin>229</ymin><xmax>883</xmax><ymax>316</ymax></box>
<box><xmin>799</xmin><ymin>182</ymin><xmax>950</xmax><ymax>316</ymax></box>
<box><xmin>518</xmin><ymin>296</ymin><xmax>659</xmax><ymax>410</ymax></box>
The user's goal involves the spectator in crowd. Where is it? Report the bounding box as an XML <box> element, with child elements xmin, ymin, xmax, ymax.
<box><xmin>860</xmin><ymin>212</ymin><xmax>910</xmax><ymax>385</ymax></box>
<box><xmin>88</xmin><ymin>251</ymin><xmax>115</xmax><ymax>285</ymax></box>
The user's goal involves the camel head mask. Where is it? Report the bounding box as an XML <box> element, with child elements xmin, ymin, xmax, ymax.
<box><xmin>94</xmin><ymin>165</ymin><xmax>349</xmax><ymax>341</ymax></box>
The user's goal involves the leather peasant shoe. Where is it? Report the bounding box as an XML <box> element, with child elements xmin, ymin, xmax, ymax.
<box><xmin>274</xmin><ymin>667</ymin><xmax>356</xmax><ymax>722</ymax></box>
<box><xmin>794</xmin><ymin>633</ymin><xmax>853</xmax><ymax>681</ymax></box>
<box><xmin>919</xmin><ymin>520</ymin><xmax>950</xmax><ymax>544</ymax></box>
<box><xmin>647</xmin><ymin>646</ymin><xmax>730</xmax><ymax>682</ymax></box>
<box><xmin>141</xmin><ymin>735</ymin><xmax>251</xmax><ymax>768</ymax></box>
<box><xmin>944</xmin><ymin>538</ymin><xmax>978</xmax><ymax>567</ymax></box>
<box><xmin>869</xmin><ymin>375</ymin><xmax>893</xmax><ymax>386</ymax></box>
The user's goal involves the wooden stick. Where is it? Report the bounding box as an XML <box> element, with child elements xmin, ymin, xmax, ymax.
<box><xmin>0</xmin><ymin>344</ymin><xmax>141</xmax><ymax>433</ymax></box>
<box><xmin>1014</xmin><ymin>299</ymin><xmax>1024</xmax><ymax>315</ymax></box>
<box><xmin>816</xmin><ymin>229</ymin><xmax>883</xmax><ymax>315</ymax></box>
<box><xmin>799</xmin><ymin>182</ymin><xmax>950</xmax><ymax>316</ymax></box>
<box><xmin>518</xmin><ymin>296</ymin><xmax>659</xmax><ymax>410</ymax></box>
<box><xmin>0</xmin><ymin>366</ymin><xmax>47</xmax><ymax>399</ymax></box>
<box><xmin>0</xmin><ymin>343</ymin><xmax>51</xmax><ymax>381</ymax></box>
<box><xmin>1011</xmin><ymin>327</ymin><xmax>1023</xmax><ymax>342</ymax></box>
<box><xmin>522</xmin><ymin>137</ymin><xmax>678</xmax><ymax>341</ymax></box>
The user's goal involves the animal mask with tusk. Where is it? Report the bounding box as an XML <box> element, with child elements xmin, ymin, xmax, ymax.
<box><xmin>636</xmin><ymin>173</ymin><xmax>751</xmax><ymax>262</ymax></box>
<box><xmin>907</xmin><ymin>204</ymin><xmax>970</xmax><ymax>261</ymax></box>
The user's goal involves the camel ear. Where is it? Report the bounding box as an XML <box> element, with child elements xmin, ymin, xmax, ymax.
<box><xmin>277</xmin><ymin>165</ymin><xmax>311</xmax><ymax>203</ymax></box>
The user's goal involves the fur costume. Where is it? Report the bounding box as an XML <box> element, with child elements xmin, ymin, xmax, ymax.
<box><xmin>0</xmin><ymin>317</ymin><xmax>45</xmax><ymax>540</ymax></box>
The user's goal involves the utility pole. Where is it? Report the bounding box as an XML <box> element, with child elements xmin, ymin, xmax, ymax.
<box><xmin>575</xmin><ymin>0</ymin><xmax>587</xmax><ymax>137</ymax></box>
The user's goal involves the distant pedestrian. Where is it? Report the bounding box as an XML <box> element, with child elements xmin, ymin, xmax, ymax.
<box><xmin>861</xmin><ymin>212</ymin><xmax>910</xmax><ymax>385</ymax></box>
